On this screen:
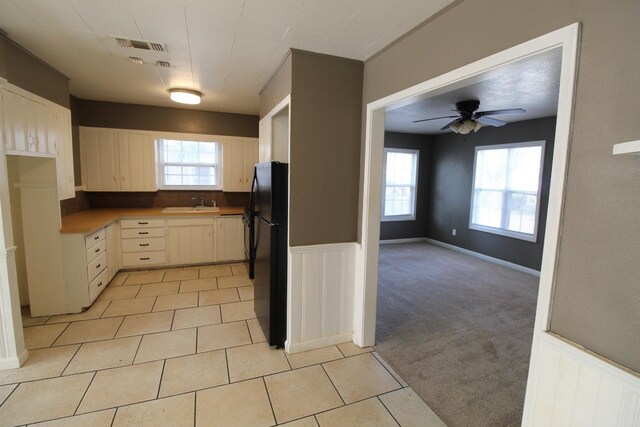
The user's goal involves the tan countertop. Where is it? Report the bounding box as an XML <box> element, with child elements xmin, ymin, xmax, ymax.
<box><xmin>61</xmin><ymin>207</ymin><xmax>246</xmax><ymax>234</ymax></box>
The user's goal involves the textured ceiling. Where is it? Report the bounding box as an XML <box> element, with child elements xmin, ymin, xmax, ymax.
<box><xmin>0</xmin><ymin>0</ymin><xmax>455</xmax><ymax>115</ymax></box>
<box><xmin>385</xmin><ymin>48</ymin><xmax>562</xmax><ymax>134</ymax></box>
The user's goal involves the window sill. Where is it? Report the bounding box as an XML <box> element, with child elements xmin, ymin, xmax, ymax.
<box><xmin>381</xmin><ymin>216</ymin><xmax>416</xmax><ymax>222</ymax></box>
<box><xmin>469</xmin><ymin>224</ymin><xmax>537</xmax><ymax>242</ymax></box>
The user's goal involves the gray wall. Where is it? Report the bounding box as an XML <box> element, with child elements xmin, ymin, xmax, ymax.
<box><xmin>428</xmin><ymin>117</ymin><xmax>556</xmax><ymax>270</ymax></box>
<box><xmin>362</xmin><ymin>0</ymin><xmax>640</xmax><ymax>373</ymax></box>
<box><xmin>76</xmin><ymin>99</ymin><xmax>258</xmax><ymax>138</ymax></box>
<box><xmin>0</xmin><ymin>34</ymin><xmax>69</xmax><ymax>108</ymax></box>
<box><xmin>380</xmin><ymin>132</ymin><xmax>431</xmax><ymax>241</ymax></box>
<box><xmin>289</xmin><ymin>50</ymin><xmax>363</xmax><ymax>246</ymax></box>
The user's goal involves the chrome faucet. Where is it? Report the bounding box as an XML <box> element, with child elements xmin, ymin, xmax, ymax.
<box><xmin>192</xmin><ymin>196</ymin><xmax>205</xmax><ymax>207</ymax></box>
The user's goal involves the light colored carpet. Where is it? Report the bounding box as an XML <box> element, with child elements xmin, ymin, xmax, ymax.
<box><xmin>374</xmin><ymin>242</ymin><xmax>538</xmax><ymax>427</ymax></box>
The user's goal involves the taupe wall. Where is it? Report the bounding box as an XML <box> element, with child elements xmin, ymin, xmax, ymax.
<box><xmin>259</xmin><ymin>53</ymin><xmax>292</xmax><ymax>118</ymax></box>
<box><xmin>76</xmin><ymin>99</ymin><xmax>258</xmax><ymax>137</ymax></box>
<box><xmin>363</xmin><ymin>0</ymin><xmax>640</xmax><ymax>372</ymax></box>
<box><xmin>0</xmin><ymin>34</ymin><xmax>69</xmax><ymax>108</ymax></box>
<box><xmin>289</xmin><ymin>50</ymin><xmax>363</xmax><ymax>246</ymax></box>
<box><xmin>428</xmin><ymin>117</ymin><xmax>556</xmax><ymax>270</ymax></box>
<box><xmin>380</xmin><ymin>132</ymin><xmax>431</xmax><ymax>241</ymax></box>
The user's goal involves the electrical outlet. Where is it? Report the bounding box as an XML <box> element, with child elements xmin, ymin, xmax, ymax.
<box><xmin>452</xmin><ymin>228</ymin><xmax>457</xmax><ymax>236</ymax></box>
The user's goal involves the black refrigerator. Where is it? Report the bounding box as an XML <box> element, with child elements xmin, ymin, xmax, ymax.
<box><xmin>250</xmin><ymin>162</ymin><xmax>288</xmax><ymax>348</ymax></box>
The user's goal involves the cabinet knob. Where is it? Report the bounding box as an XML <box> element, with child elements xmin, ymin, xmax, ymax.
<box><xmin>96</xmin><ymin>264</ymin><xmax>101</xmax><ymax>269</ymax></box>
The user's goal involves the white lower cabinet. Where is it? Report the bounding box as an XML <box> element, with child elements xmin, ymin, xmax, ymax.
<box><xmin>167</xmin><ymin>218</ymin><xmax>216</xmax><ymax>265</ymax></box>
<box><xmin>120</xmin><ymin>218</ymin><xmax>167</xmax><ymax>268</ymax></box>
<box><xmin>106</xmin><ymin>221</ymin><xmax>121</xmax><ymax>282</ymax></box>
<box><xmin>61</xmin><ymin>227</ymin><xmax>110</xmax><ymax>312</ymax></box>
<box><xmin>215</xmin><ymin>216</ymin><xmax>245</xmax><ymax>262</ymax></box>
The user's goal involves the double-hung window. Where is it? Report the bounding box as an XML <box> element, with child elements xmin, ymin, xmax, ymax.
<box><xmin>470</xmin><ymin>141</ymin><xmax>545</xmax><ymax>241</ymax></box>
<box><xmin>381</xmin><ymin>148</ymin><xmax>419</xmax><ymax>221</ymax></box>
<box><xmin>158</xmin><ymin>139</ymin><xmax>221</xmax><ymax>190</ymax></box>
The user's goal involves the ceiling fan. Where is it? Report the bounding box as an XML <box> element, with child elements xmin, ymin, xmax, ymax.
<box><xmin>413</xmin><ymin>100</ymin><xmax>526</xmax><ymax>134</ymax></box>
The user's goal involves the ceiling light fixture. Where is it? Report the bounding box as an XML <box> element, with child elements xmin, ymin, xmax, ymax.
<box><xmin>169</xmin><ymin>89</ymin><xmax>202</xmax><ymax>105</ymax></box>
<box><xmin>449</xmin><ymin>119</ymin><xmax>485</xmax><ymax>134</ymax></box>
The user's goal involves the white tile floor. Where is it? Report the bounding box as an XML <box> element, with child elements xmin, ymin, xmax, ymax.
<box><xmin>0</xmin><ymin>263</ymin><xmax>446</xmax><ymax>426</ymax></box>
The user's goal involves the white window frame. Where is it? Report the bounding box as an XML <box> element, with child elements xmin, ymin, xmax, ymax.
<box><xmin>157</xmin><ymin>138</ymin><xmax>222</xmax><ymax>190</ymax></box>
<box><xmin>469</xmin><ymin>140</ymin><xmax>546</xmax><ymax>242</ymax></box>
<box><xmin>381</xmin><ymin>147</ymin><xmax>419</xmax><ymax>222</ymax></box>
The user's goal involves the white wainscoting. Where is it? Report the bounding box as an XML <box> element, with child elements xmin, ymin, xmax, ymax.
<box><xmin>523</xmin><ymin>332</ymin><xmax>640</xmax><ymax>426</ymax></box>
<box><xmin>287</xmin><ymin>242</ymin><xmax>356</xmax><ymax>353</ymax></box>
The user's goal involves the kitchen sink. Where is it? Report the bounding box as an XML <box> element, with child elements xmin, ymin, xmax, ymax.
<box><xmin>162</xmin><ymin>206</ymin><xmax>220</xmax><ymax>213</ymax></box>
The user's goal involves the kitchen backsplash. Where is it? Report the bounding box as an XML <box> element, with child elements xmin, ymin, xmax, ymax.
<box><xmin>60</xmin><ymin>190</ymin><xmax>250</xmax><ymax>217</ymax></box>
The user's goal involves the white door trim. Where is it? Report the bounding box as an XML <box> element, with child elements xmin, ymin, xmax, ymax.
<box><xmin>354</xmin><ymin>22</ymin><xmax>581</xmax><ymax>419</ymax></box>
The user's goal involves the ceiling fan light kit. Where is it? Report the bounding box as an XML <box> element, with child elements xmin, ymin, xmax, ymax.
<box><xmin>413</xmin><ymin>99</ymin><xmax>526</xmax><ymax>134</ymax></box>
<box><xmin>169</xmin><ymin>88</ymin><xmax>202</xmax><ymax>105</ymax></box>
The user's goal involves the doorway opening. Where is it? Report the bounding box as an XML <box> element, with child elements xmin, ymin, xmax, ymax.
<box><xmin>354</xmin><ymin>23</ymin><xmax>580</xmax><ymax>425</ymax></box>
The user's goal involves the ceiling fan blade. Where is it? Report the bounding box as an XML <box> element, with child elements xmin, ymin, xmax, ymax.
<box><xmin>475</xmin><ymin>108</ymin><xmax>526</xmax><ymax>117</ymax></box>
<box><xmin>413</xmin><ymin>115</ymin><xmax>459</xmax><ymax>123</ymax></box>
<box><xmin>441</xmin><ymin>118</ymin><xmax>462</xmax><ymax>130</ymax></box>
<box><xmin>475</xmin><ymin>116</ymin><xmax>507</xmax><ymax>127</ymax></box>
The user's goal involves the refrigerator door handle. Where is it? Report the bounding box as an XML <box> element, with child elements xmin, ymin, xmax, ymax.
<box><xmin>249</xmin><ymin>166</ymin><xmax>257</xmax><ymax>212</ymax></box>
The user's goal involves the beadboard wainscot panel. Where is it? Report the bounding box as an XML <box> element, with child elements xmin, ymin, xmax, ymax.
<box><xmin>523</xmin><ymin>332</ymin><xmax>640</xmax><ymax>426</ymax></box>
<box><xmin>287</xmin><ymin>242</ymin><xmax>356</xmax><ymax>353</ymax></box>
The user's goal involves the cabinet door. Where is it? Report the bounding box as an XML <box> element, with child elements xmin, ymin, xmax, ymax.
<box><xmin>54</xmin><ymin>109</ymin><xmax>75</xmax><ymax>200</ymax></box>
<box><xmin>24</xmin><ymin>98</ymin><xmax>38</xmax><ymax>153</ymax></box>
<box><xmin>216</xmin><ymin>216</ymin><xmax>244</xmax><ymax>262</ymax></box>
<box><xmin>242</xmin><ymin>139</ymin><xmax>259</xmax><ymax>191</ymax></box>
<box><xmin>168</xmin><ymin>225</ymin><xmax>215</xmax><ymax>265</ymax></box>
<box><xmin>80</xmin><ymin>129</ymin><xmax>102</xmax><ymax>190</ymax></box>
<box><xmin>98</xmin><ymin>132</ymin><xmax>120</xmax><ymax>190</ymax></box>
<box><xmin>223</xmin><ymin>141</ymin><xmax>244</xmax><ymax>192</ymax></box>
<box><xmin>119</xmin><ymin>133</ymin><xmax>156</xmax><ymax>191</ymax></box>
<box><xmin>35</xmin><ymin>102</ymin><xmax>50</xmax><ymax>154</ymax></box>
<box><xmin>258</xmin><ymin>118</ymin><xmax>271</xmax><ymax>163</ymax></box>
<box><xmin>3</xmin><ymin>91</ymin><xmax>28</xmax><ymax>152</ymax></box>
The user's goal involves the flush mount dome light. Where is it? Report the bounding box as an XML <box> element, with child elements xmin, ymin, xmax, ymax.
<box><xmin>169</xmin><ymin>89</ymin><xmax>202</xmax><ymax>105</ymax></box>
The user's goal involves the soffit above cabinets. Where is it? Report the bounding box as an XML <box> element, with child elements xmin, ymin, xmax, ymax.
<box><xmin>385</xmin><ymin>48</ymin><xmax>562</xmax><ymax>135</ymax></box>
<box><xmin>0</xmin><ymin>0</ymin><xmax>455</xmax><ymax>115</ymax></box>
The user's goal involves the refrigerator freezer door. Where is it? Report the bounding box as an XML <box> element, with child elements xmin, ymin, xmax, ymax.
<box><xmin>255</xmin><ymin>163</ymin><xmax>274</xmax><ymax>224</ymax></box>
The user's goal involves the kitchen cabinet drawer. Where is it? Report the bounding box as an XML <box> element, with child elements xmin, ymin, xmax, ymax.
<box><xmin>85</xmin><ymin>228</ymin><xmax>106</xmax><ymax>247</ymax></box>
<box><xmin>87</xmin><ymin>252</ymin><xmax>107</xmax><ymax>283</ymax></box>
<box><xmin>121</xmin><ymin>219</ymin><xmax>165</xmax><ymax>229</ymax></box>
<box><xmin>88</xmin><ymin>268</ymin><xmax>109</xmax><ymax>303</ymax></box>
<box><xmin>86</xmin><ymin>239</ymin><xmax>106</xmax><ymax>263</ymax></box>
<box><xmin>121</xmin><ymin>228</ymin><xmax>166</xmax><ymax>239</ymax></box>
<box><xmin>122</xmin><ymin>237</ymin><xmax>166</xmax><ymax>253</ymax></box>
<box><xmin>122</xmin><ymin>251</ymin><xmax>167</xmax><ymax>267</ymax></box>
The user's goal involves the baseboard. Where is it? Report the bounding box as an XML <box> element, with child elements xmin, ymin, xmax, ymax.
<box><xmin>286</xmin><ymin>333</ymin><xmax>353</xmax><ymax>354</ymax></box>
<box><xmin>424</xmin><ymin>238</ymin><xmax>541</xmax><ymax>277</ymax></box>
<box><xmin>379</xmin><ymin>237</ymin><xmax>429</xmax><ymax>245</ymax></box>
<box><xmin>0</xmin><ymin>348</ymin><xmax>28</xmax><ymax>370</ymax></box>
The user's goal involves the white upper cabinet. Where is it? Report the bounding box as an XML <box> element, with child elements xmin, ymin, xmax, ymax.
<box><xmin>2</xmin><ymin>86</ymin><xmax>75</xmax><ymax>200</ymax></box>
<box><xmin>53</xmin><ymin>109</ymin><xmax>75</xmax><ymax>200</ymax></box>
<box><xmin>118</xmin><ymin>132</ymin><xmax>156</xmax><ymax>191</ymax></box>
<box><xmin>223</xmin><ymin>139</ymin><xmax>258</xmax><ymax>192</ymax></box>
<box><xmin>80</xmin><ymin>127</ymin><xmax>157</xmax><ymax>192</ymax></box>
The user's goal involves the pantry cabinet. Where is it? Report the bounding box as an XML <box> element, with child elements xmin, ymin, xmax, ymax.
<box><xmin>223</xmin><ymin>139</ymin><xmax>258</xmax><ymax>192</ymax></box>
<box><xmin>80</xmin><ymin>127</ymin><xmax>156</xmax><ymax>192</ymax></box>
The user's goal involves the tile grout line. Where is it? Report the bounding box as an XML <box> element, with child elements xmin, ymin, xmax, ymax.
<box><xmin>156</xmin><ymin>359</ymin><xmax>166</xmax><ymax>399</ymax></box>
<box><xmin>320</xmin><ymin>363</ymin><xmax>346</xmax><ymax>406</ymax></box>
<box><xmin>261</xmin><ymin>376</ymin><xmax>278</xmax><ymax>425</ymax></box>
<box><xmin>223</xmin><ymin>348</ymin><xmax>231</xmax><ymax>384</ymax></box>
<box><xmin>59</xmin><ymin>342</ymin><xmax>84</xmax><ymax>376</ymax></box>
<box><xmin>72</xmin><ymin>370</ymin><xmax>97</xmax><ymax>416</ymax></box>
<box><xmin>47</xmin><ymin>321</ymin><xmax>73</xmax><ymax>348</ymax></box>
<box><xmin>376</xmin><ymin>395</ymin><xmax>402</xmax><ymax>426</ymax></box>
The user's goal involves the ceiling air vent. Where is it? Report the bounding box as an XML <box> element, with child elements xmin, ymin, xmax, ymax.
<box><xmin>156</xmin><ymin>61</ymin><xmax>171</xmax><ymax>68</ymax></box>
<box><xmin>113</xmin><ymin>36</ymin><xmax>167</xmax><ymax>52</ymax></box>
<box><xmin>129</xmin><ymin>57</ymin><xmax>144</xmax><ymax>65</ymax></box>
